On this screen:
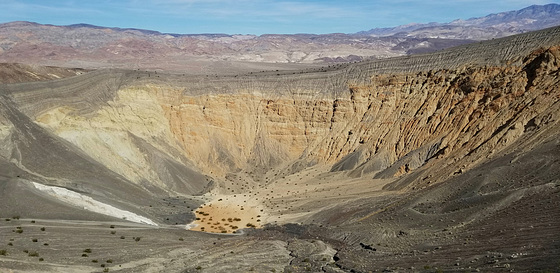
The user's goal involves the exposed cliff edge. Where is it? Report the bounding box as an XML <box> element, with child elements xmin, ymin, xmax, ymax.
<box><xmin>1</xmin><ymin>26</ymin><xmax>558</xmax><ymax>195</ymax></box>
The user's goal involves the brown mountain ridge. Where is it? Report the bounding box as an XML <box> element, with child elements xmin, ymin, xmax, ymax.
<box><xmin>1</xmin><ymin>4</ymin><xmax>559</xmax><ymax>72</ymax></box>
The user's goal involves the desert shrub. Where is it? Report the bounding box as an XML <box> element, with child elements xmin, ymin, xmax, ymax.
<box><xmin>91</xmin><ymin>259</ymin><xmax>98</xmax><ymax>263</ymax></box>
<box><xmin>39</xmin><ymin>258</ymin><xmax>44</xmax><ymax>261</ymax></box>
<box><xmin>7</xmin><ymin>243</ymin><xmax>13</xmax><ymax>246</ymax></box>
<box><xmin>15</xmin><ymin>229</ymin><xmax>23</xmax><ymax>234</ymax></box>
<box><xmin>40</xmin><ymin>227</ymin><xmax>45</xmax><ymax>231</ymax></box>
<box><xmin>178</xmin><ymin>237</ymin><xmax>184</xmax><ymax>241</ymax></box>
<box><xmin>83</xmin><ymin>248</ymin><xmax>92</xmax><ymax>253</ymax></box>
<box><xmin>12</xmin><ymin>216</ymin><xmax>20</xmax><ymax>220</ymax></box>
<box><xmin>120</xmin><ymin>236</ymin><xmax>125</xmax><ymax>239</ymax></box>
<box><xmin>82</xmin><ymin>254</ymin><xmax>88</xmax><ymax>257</ymax></box>
<box><xmin>134</xmin><ymin>237</ymin><xmax>141</xmax><ymax>242</ymax></box>
<box><xmin>106</xmin><ymin>259</ymin><xmax>113</xmax><ymax>263</ymax></box>
<box><xmin>0</xmin><ymin>249</ymin><xmax>7</xmax><ymax>255</ymax></box>
<box><xmin>43</xmin><ymin>243</ymin><xmax>49</xmax><ymax>246</ymax></box>
<box><xmin>103</xmin><ymin>268</ymin><xmax>109</xmax><ymax>272</ymax></box>
<box><xmin>28</xmin><ymin>251</ymin><xmax>39</xmax><ymax>257</ymax></box>
<box><xmin>110</xmin><ymin>225</ymin><xmax>115</xmax><ymax>229</ymax></box>
<box><xmin>110</xmin><ymin>231</ymin><xmax>116</xmax><ymax>235</ymax></box>
<box><xmin>32</xmin><ymin>239</ymin><xmax>38</xmax><ymax>242</ymax></box>
<box><xmin>195</xmin><ymin>266</ymin><xmax>202</xmax><ymax>270</ymax></box>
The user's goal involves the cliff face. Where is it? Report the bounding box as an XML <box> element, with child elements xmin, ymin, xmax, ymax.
<box><xmin>164</xmin><ymin>45</ymin><xmax>559</xmax><ymax>181</ymax></box>
<box><xmin>0</xmin><ymin>26</ymin><xmax>557</xmax><ymax>215</ymax></box>
<box><xmin>29</xmin><ymin>45</ymin><xmax>560</xmax><ymax>193</ymax></box>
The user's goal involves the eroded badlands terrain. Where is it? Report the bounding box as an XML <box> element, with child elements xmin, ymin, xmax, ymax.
<box><xmin>1</xmin><ymin>26</ymin><xmax>560</xmax><ymax>272</ymax></box>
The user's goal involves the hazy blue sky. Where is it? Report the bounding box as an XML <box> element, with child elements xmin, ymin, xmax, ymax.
<box><xmin>0</xmin><ymin>0</ymin><xmax>558</xmax><ymax>35</ymax></box>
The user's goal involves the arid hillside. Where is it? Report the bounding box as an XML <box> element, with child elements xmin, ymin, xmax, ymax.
<box><xmin>0</xmin><ymin>63</ymin><xmax>86</xmax><ymax>84</ymax></box>
<box><xmin>1</xmin><ymin>4</ymin><xmax>558</xmax><ymax>72</ymax></box>
<box><xmin>0</xmin><ymin>26</ymin><xmax>559</xmax><ymax>272</ymax></box>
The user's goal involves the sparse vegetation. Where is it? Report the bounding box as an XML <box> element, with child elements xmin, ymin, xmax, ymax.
<box><xmin>0</xmin><ymin>249</ymin><xmax>7</xmax><ymax>256</ymax></box>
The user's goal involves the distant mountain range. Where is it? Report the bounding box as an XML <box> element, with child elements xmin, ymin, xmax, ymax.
<box><xmin>358</xmin><ymin>4</ymin><xmax>560</xmax><ymax>40</ymax></box>
<box><xmin>0</xmin><ymin>4</ymin><xmax>558</xmax><ymax>71</ymax></box>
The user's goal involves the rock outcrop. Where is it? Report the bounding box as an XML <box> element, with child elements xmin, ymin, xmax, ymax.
<box><xmin>2</xmin><ymin>27</ymin><xmax>558</xmax><ymax>191</ymax></box>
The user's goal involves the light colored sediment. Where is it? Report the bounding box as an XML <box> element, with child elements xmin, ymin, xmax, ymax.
<box><xmin>188</xmin><ymin>194</ymin><xmax>263</xmax><ymax>233</ymax></box>
<box><xmin>31</xmin><ymin>182</ymin><xmax>157</xmax><ymax>226</ymax></box>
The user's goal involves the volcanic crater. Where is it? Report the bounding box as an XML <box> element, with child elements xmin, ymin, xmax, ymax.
<box><xmin>0</xmin><ymin>26</ymin><xmax>559</xmax><ymax>272</ymax></box>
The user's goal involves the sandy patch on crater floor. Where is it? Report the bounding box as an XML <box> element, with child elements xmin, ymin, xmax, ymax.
<box><xmin>187</xmin><ymin>195</ymin><xmax>263</xmax><ymax>234</ymax></box>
